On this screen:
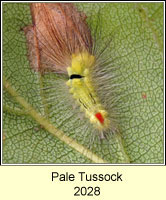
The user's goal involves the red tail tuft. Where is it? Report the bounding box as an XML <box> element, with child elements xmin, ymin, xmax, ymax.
<box><xmin>95</xmin><ymin>112</ymin><xmax>104</xmax><ymax>124</ymax></box>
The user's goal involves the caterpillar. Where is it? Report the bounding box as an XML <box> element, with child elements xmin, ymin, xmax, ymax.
<box><xmin>66</xmin><ymin>52</ymin><xmax>110</xmax><ymax>134</ymax></box>
<box><xmin>23</xmin><ymin>3</ymin><xmax>117</xmax><ymax>139</ymax></box>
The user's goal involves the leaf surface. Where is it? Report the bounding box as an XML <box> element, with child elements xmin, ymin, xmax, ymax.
<box><xmin>3</xmin><ymin>3</ymin><xmax>163</xmax><ymax>163</ymax></box>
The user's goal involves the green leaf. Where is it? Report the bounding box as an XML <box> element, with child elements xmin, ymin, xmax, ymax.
<box><xmin>3</xmin><ymin>3</ymin><xmax>164</xmax><ymax>163</ymax></box>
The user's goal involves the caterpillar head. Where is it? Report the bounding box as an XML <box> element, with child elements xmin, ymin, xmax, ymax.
<box><xmin>67</xmin><ymin>52</ymin><xmax>95</xmax><ymax>77</ymax></box>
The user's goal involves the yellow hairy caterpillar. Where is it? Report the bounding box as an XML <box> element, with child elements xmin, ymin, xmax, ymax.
<box><xmin>24</xmin><ymin>3</ymin><xmax>116</xmax><ymax>138</ymax></box>
<box><xmin>66</xmin><ymin>52</ymin><xmax>110</xmax><ymax>133</ymax></box>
